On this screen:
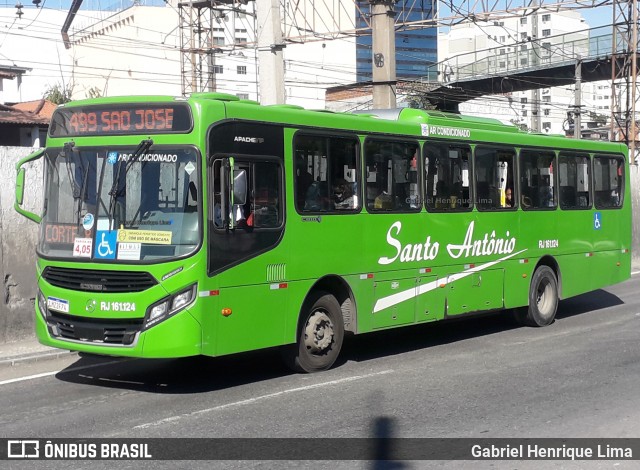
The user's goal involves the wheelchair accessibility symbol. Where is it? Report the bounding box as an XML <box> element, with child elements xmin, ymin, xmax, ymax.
<box><xmin>94</xmin><ymin>230</ymin><xmax>117</xmax><ymax>259</ymax></box>
<box><xmin>594</xmin><ymin>212</ymin><xmax>602</xmax><ymax>230</ymax></box>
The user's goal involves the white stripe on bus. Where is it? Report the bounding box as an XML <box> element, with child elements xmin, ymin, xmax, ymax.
<box><xmin>372</xmin><ymin>249</ymin><xmax>527</xmax><ymax>313</ymax></box>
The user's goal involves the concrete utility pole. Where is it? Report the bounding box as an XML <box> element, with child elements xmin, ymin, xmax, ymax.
<box><xmin>574</xmin><ymin>58</ymin><xmax>582</xmax><ymax>139</ymax></box>
<box><xmin>530</xmin><ymin>3</ymin><xmax>541</xmax><ymax>132</ymax></box>
<box><xmin>370</xmin><ymin>0</ymin><xmax>397</xmax><ymax>109</ymax></box>
<box><xmin>256</xmin><ymin>0</ymin><xmax>285</xmax><ymax>104</ymax></box>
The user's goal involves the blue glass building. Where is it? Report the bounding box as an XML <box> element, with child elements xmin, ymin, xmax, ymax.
<box><xmin>355</xmin><ymin>1</ymin><xmax>438</xmax><ymax>82</ymax></box>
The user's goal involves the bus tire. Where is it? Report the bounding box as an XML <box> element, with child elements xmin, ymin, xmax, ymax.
<box><xmin>514</xmin><ymin>265</ymin><xmax>559</xmax><ymax>327</ymax></box>
<box><xmin>282</xmin><ymin>291</ymin><xmax>344</xmax><ymax>373</ymax></box>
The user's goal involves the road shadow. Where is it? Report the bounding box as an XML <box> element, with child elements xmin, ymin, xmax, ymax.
<box><xmin>555</xmin><ymin>288</ymin><xmax>624</xmax><ymax>320</ymax></box>
<box><xmin>55</xmin><ymin>347</ymin><xmax>292</xmax><ymax>394</ymax></box>
<box><xmin>54</xmin><ymin>287</ymin><xmax>623</xmax><ymax>395</ymax></box>
<box><xmin>341</xmin><ymin>287</ymin><xmax>624</xmax><ymax>365</ymax></box>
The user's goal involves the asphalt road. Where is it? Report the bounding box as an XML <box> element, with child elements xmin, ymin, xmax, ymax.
<box><xmin>1</xmin><ymin>274</ymin><xmax>640</xmax><ymax>469</ymax></box>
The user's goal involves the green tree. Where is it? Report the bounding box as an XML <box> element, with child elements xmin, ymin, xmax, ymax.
<box><xmin>43</xmin><ymin>83</ymin><xmax>73</xmax><ymax>104</ymax></box>
<box><xmin>86</xmin><ymin>86</ymin><xmax>102</xmax><ymax>99</ymax></box>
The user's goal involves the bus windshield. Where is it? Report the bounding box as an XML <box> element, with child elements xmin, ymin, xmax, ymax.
<box><xmin>38</xmin><ymin>144</ymin><xmax>200</xmax><ymax>262</ymax></box>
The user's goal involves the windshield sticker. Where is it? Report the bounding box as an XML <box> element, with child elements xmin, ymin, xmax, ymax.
<box><xmin>184</xmin><ymin>161</ymin><xmax>196</xmax><ymax>175</ymax></box>
<box><xmin>117</xmin><ymin>242</ymin><xmax>141</xmax><ymax>260</ymax></box>
<box><xmin>82</xmin><ymin>213</ymin><xmax>95</xmax><ymax>231</ymax></box>
<box><xmin>97</xmin><ymin>218</ymin><xmax>113</xmax><ymax>231</ymax></box>
<box><xmin>73</xmin><ymin>237</ymin><xmax>93</xmax><ymax>257</ymax></box>
<box><xmin>117</xmin><ymin>153</ymin><xmax>178</xmax><ymax>163</ymax></box>
<box><xmin>47</xmin><ymin>296</ymin><xmax>69</xmax><ymax>314</ymax></box>
<box><xmin>124</xmin><ymin>219</ymin><xmax>173</xmax><ymax>227</ymax></box>
<box><xmin>118</xmin><ymin>229</ymin><xmax>172</xmax><ymax>245</ymax></box>
<box><xmin>94</xmin><ymin>230</ymin><xmax>117</xmax><ymax>259</ymax></box>
<box><xmin>107</xmin><ymin>151</ymin><xmax>118</xmax><ymax>164</ymax></box>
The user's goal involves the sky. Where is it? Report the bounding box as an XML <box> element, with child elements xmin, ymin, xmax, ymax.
<box><xmin>3</xmin><ymin>1</ymin><xmax>620</xmax><ymax>32</ymax></box>
<box><xmin>2</xmin><ymin>1</ymin><xmax>618</xmax><ymax>30</ymax></box>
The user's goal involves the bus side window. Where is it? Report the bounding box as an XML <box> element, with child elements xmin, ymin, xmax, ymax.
<box><xmin>519</xmin><ymin>149</ymin><xmax>556</xmax><ymax>210</ymax></box>
<box><xmin>364</xmin><ymin>139</ymin><xmax>420</xmax><ymax>212</ymax></box>
<box><xmin>294</xmin><ymin>134</ymin><xmax>359</xmax><ymax>213</ymax></box>
<box><xmin>474</xmin><ymin>146</ymin><xmax>516</xmax><ymax>210</ymax></box>
<box><xmin>424</xmin><ymin>143</ymin><xmax>471</xmax><ymax>212</ymax></box>
<box><xmin>594</xmin><ymin>154</ymin><xmax>624</xmax><ymax>209</ymax></box>
<box><xmin>559</xmin><ymin>153</ymin><xmax>590</xmax><ymax>210</ymax></box>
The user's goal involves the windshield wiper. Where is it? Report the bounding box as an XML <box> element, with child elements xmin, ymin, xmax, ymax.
<box><xmin>107</xmin><ymin>139</ymin><xmax>153</xmax><ymax>228</ymax></box>
<box><xmin>61</xmin><ymin>141</ymin><xmax>89</xmax><ymax>230</ymax></box>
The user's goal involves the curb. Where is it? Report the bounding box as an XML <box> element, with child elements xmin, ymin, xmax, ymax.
<box><xmin>0</xmin><ymin>349</ymin><xmax>78</xmax><ymax>368</ymax></box>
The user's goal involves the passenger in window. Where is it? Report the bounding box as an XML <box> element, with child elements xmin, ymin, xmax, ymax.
<box><xmin>505</xmin><ymin>187</ymin><xmax>513</xmax><ymax>207</ymax></box>
<box><xmin>304</xmin><ymin>181</ymin><xmax>324</xmax><ymax>211</ymax></box>
<box><xmin>611</xmin><ymin>188</ymin><xmax>620</xmax><ymax>206</ymax></box>
<box><xmin>333</xmin><ymin>179</ymin><xmax>356</xmax><ymax>210</ymax></box>
<box><xmin>213</xmin><ymin>186</ymin><xmax>223</xmax><ymax>227</ymax></box>
<box><xmin>374</xmin><ymin>190</ymin><xmax>393</xmax><ymax>210</ymax></box>
<box><xmin>296</xmin><ymin>156</ymin><xmax>314</xmax><ymax>209</ymax></box>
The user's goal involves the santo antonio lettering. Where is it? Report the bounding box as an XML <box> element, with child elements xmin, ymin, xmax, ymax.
<box><xmin>378</xmin><ymin>221</ymin><xmax>517</xmax><ymax>265</ymax></box>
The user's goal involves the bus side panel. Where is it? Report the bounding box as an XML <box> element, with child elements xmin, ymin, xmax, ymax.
<box><xmin>415</xmin><ymin>275</ymin><xmax>445</xmax><ymax>323</ymax></box>
<box><xmin>555</xmin><ymin>253</ymin><xmax>594</xmax><ymax>299</ymax></box>
<box><xmin>446</xmin><ymin>268</ymin><xmax>504</xmax><ymax>315</ymax></box>
<box><xmin>212</xmin><ymin>283</ymin><xmax>288</xmax><ymax>356</ymax></box>
<box><xmin>592</xmin><ymin>206</ymin><xmax>631</xmax><ymax>290</ymax></box>
<box><xmin>555</xmin><ymin>209</ymin><xmax>595</xmax><ymax>298</ymax></box>
<box><xmin>370</xmin><ymin>271</ymin><xmax>417</xmax><ymax>329</ymax></box>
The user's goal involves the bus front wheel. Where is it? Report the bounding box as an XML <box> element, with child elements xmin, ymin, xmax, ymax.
<box><xmin>282</xmin><ymin>291</ymin><xmax>344</xmax><ymax>373</ymax></box>
<box><xmin>514</xmin><ymin>265</ymin><xmax>559</xmax><ymax>327</ymax></box>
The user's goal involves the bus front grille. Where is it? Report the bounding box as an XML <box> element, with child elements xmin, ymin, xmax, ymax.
<box><xmin>47</xmin><ymin>312</ymin><xmax>143</xmax><ymax>346</ymax></box>
<box><xmin>42</xmin><ymin>267</ymin><xmax>157</xmax><ymax>293</ymax></box>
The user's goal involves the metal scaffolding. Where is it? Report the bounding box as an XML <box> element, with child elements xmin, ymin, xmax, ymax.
<box><xmin>610</xmin><ymin>0</ymin><xmax>639</xmax><ymax>162</ymax></box>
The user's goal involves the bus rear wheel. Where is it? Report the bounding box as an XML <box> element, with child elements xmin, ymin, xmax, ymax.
<box><xmin>514</xmin><ymin>265</ymin><xmax>559</xmax><ymax>327</ymax></box>
<box><xmin>282</xmin><ymin>291</ymin><xmax>344</xmax><ymax>373</ymax></box>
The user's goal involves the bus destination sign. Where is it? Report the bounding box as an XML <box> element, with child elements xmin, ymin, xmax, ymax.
<box><xmin>49</xmin><ymin>104</ymin><xmax>192</xmax><ymax>137</ymax></box>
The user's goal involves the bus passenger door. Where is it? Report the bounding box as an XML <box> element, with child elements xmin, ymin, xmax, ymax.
<box><xmin>446</xmin><ymin>269</ymin><xmax>504</xmax><ymax>316</ymax></box>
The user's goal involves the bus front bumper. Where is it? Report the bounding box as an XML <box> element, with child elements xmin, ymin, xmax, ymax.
<box><xmin>34</xmin><ymin>304</ymin><xmax>202</xmax><ymax>358</ymax></box>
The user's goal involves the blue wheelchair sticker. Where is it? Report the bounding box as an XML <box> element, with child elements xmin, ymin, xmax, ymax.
<box><xmin>594</xmin><ymin>212</ymin><xmax>602</xmax><ymax>230</ymax></box>
<box><xmin>94</xmin><ymin>230</ymin><xmax>117</xmax><ymax>259</ymax></box>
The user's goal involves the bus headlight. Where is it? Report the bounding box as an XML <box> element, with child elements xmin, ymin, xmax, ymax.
<box><xmin>143</xmin><ymin>284</ymin><xmax>197</xmax><ymax>331</ymax></box>
<box><xmin>37</xmin><ymin>289</ymin><xmax>48</xmax><ymax>320</ymax></box>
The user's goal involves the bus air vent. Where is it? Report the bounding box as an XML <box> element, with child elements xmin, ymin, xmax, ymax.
<box><xmin>266</xmin><ymin>263</ymin><xmax>286</xmax><ymax>282</ymax></box>
<box><xmin>42</xmin><ymin>267</ymin><xmax>158</xmax><ymax>293</ymax></box>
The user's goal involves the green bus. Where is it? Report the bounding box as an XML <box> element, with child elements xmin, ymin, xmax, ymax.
<box><xmin>15</xmin><ymin>93</ymin><xmax>631</xmax><ymax>373</ymax></box>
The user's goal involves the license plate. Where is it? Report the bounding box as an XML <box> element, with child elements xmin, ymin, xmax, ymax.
<box><xmin>47</xmin><ymin>296</ymin><xmax>69</xmax><ymax>313</ymax></box>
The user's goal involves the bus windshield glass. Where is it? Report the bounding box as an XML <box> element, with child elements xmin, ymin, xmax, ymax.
<box><xmin>38</xmin><ymin>145</ymin><xmax>200</xmax><ymax>262</ymax></box>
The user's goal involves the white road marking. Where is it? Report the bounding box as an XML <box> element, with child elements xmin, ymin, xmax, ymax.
<box><xmin>133</xmin><ymin>369</ymin><xmax>394</xmax><ymax>430</ymax></box>
<box><xmin>0</xmin><ymin>359</ymin><xmax>129</xmax><ymax>386</ymax></box>
<box><xmin>631</xmin><ymin>271</ymin><xmax>640</xmax><ymax>276</ymax></box>
<box><xmin>0</xmin><ymin>371</ymin><xmax>59</xmax><ymax>385</ymax></box>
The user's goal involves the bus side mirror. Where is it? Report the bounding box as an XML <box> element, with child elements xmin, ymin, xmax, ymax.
<box><xmin>16</xmin><ymin>168</ymin><xmax>25</xmax><ymax>205</ymax></box>
<box><xmin>14</xmin><ymin>149</ymin><xmax>44</xmax><ymax>224</ymax></box>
